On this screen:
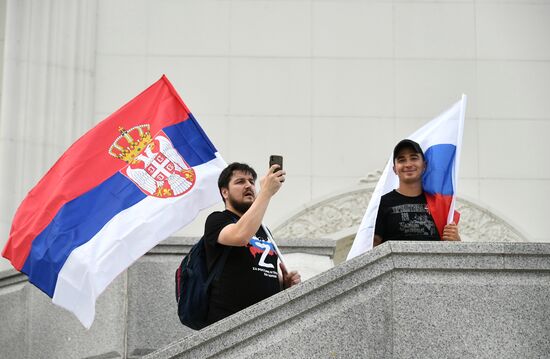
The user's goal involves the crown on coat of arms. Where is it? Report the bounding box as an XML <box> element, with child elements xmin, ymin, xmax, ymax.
<box><xmin>109</xmin><ymin>124</ymin><xmax>152</xmax><ymax>163</ymax></box>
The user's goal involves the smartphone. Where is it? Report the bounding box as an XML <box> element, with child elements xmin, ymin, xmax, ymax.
<box><xmin>269</xmin><ymin>155</ymin><xmax>283</xmax><ymax>172</ymax></box>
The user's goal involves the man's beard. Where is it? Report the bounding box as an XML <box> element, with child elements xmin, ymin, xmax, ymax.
<box><xmin>228</xmin><ymin>196</ymin><xmax>253</xmax><ymax>215</ymax></box>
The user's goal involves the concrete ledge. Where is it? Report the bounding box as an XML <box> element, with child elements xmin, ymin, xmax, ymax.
<box><xmin>153</xmin><ymin>236</ymin><xmax>336</xmax><ymax>257</ymax></box>
<box><xmin>144</xmin><ymin>242</ymin><xmax>550</xmax><ymax>359</ymax></box>
<box><xmin>2</xmin><ymin>242</ymin><xmax>549</xmax><ymax>358</ymax></box>
<box><xmin>0</xmin><ymin>268</ymin><xmax>27</xmax><ymax>288</ymax></box>
<box><xmin>0</xmin><ymin>234</ymin><xmax>337</xmax><ymax>359</ymax></box>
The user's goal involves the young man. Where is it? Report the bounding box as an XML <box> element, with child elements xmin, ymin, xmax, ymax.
<box><xmin>373</xmin><ymin>139</ymin><xmax>461</xmax><ymax>247</ymax></box>
<box><xmin>204</xmin><ymin>162</ymin><xmax>301</xmax><ymax>325</ymax></box>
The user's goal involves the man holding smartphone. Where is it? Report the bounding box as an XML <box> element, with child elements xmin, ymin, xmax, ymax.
<box><xmin>203</xmin><ymin>161</ymin><xmax>301</xmax><ymax>326</ymax></box>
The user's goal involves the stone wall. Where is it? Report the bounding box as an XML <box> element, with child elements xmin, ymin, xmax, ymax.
<box><xmin>2</xmin><ymin>242</ymin><xmax>549</xmax><ymax>358</ymax></box>
<box><xmin>0</xmin><ymin>236</ymin><xmax>336</xmax><ymax>359</ymax></box>
<box><xmin>146</xmin><ymin>242</ymin><xmax>550</xmax><ymax>359</ymax></box>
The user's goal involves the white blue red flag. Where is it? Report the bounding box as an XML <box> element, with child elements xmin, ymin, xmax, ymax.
<box><xmin>347</xmin><ymin>95</ymin><xmax>466</xmax><ymax>260</ymax></box>
<box><xmin>2</xmin><ymin>75</ymin><xmax>226</xmax><ymax>328</ymax></box>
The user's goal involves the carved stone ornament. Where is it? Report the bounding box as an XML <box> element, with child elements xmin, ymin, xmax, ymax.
<box><xmin>273</xmin><ymin>171</ymin><xmax>528</xmax><ymax>243</ymax></box>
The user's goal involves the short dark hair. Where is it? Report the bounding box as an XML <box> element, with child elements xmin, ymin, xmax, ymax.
<box><xmin>218</xmin><ymin>162</ymin><xmax>257</xmax><ymax>201</ymax></box>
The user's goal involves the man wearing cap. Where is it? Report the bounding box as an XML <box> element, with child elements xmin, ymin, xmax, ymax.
<box><xmin>373</xmin><ymin>139</ymin><xmax>461</xmax><ymax>247</ymax></box>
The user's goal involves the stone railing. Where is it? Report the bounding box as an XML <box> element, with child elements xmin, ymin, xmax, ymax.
<box><xmin>0</xmin><ymin>236</ymin><xmax>336</xmax><ymax>359</ymax></box>
<box><xmin>2</xmin><ymin>241</ymin><xmax>548</xmax><ymax>358</ymax></box>
<box><xmin>145</xmin><ymin>242</ymin><xmax>550</xmax><ymax>359</ymax></box>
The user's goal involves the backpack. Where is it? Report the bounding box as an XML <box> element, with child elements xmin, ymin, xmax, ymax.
<box><xmin>175</xmin><ymin>237</ymin><xmax>231</xmax><ymax>330</ymax></box>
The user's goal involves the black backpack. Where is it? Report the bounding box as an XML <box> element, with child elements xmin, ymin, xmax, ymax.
<box><xmin>175</xmin><ymin>237</ymin><xmax>231</xmax><ymax>330</ymax></box>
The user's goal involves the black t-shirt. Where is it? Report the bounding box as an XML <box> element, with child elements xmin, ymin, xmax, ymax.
<box><xmin>204</xmin><ymin>210</ymin><xmax>280</xmax><ymax>325</ymax></box>
<box><xmin>375</xmin><ymin>190</ymin><xmax>440</xmax><ymax>243</ymax></box>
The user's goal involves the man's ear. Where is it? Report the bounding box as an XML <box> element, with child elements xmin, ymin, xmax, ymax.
<box><xmin>392</xmin><ymin>165</ymin><xmax>397</xmax><ymax>175</ymax></box>
<box><xmin>221</xmin><ymin>188</ymin><xmax>229</xmax><ymax>200</ymax></box>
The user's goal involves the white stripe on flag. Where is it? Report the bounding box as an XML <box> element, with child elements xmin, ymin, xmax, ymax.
<box><xmin>52</xmin><ymin>155</ymin><xmax>226</xmax><ymax>328</ymax></box>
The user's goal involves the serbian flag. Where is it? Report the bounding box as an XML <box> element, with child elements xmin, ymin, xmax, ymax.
<box><xmin>347</xmin><ymin>95</ymin><xmax>466</xmax><ymax>260</ymax></box>
<box><xmin>2</xmin><ymin>75</ymin><xmax>226</xmax><ymax>328</ymax></box>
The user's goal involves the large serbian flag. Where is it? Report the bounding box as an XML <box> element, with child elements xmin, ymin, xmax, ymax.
<box><xmin>2</xmin><ymin>75</ymin><xmax>226</xmax><ymax>328</ymax></box>
<box><xmin>347</xmin><ymin>95</ymin><xmax>466</xmax><ymax>260</ymax></box>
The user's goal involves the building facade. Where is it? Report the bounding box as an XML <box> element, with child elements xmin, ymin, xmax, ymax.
<box><xmin>1</xmin><ymin>0</ymin><xmax>549</xmax><ymax>269</ymax></box>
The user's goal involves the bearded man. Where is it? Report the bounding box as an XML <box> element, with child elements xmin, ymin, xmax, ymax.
<box><xmin>203</xmin><ymin>162</ymin><xmax>301</xmax><ymax>325</ymax></box>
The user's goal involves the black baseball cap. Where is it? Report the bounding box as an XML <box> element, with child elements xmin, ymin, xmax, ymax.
<box><xmin>393</xmin><ymin>139</ymin><xmax>425</xmax><ymax>162</ymax></box>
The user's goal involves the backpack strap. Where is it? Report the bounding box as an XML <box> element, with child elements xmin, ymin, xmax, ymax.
<box><xmin>205</xmin><ymin>245</ymin><xmax>230</xmax><ymax>287</ymax></box>
<box><xmin>204</xmin><ymin>211</ymin><xmax>237</xmax><ymax>286</ymax></box>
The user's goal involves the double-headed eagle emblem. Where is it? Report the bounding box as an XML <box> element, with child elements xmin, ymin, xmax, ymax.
<box><xmin>109</xmin><ymin>124</ymin><xmax>195</xmax><ymax>198</ymax></box>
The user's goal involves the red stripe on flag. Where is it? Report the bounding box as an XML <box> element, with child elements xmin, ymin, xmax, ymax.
<box><xmin>2</xmin><ymin>76</ymin><xmax>190</xmax><ymax>270</ymax></box>
<box><xmin>424</xmin><ymin>193</ymin><xmax>453</xmax><ymax>239</ymax></box>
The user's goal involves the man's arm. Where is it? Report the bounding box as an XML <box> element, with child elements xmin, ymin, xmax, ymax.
<box><xmin>218</xmin><ymin>166</ymin><xmax>284</xmax><ymax>247</ymax></box>
<box><xmin>373</xmin><ymin>201</ymin><xmax>385</xmax><ymax>248</ymax></box>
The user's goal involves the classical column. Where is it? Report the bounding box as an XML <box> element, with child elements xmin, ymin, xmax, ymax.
<box><xmin>0</xmin><ymin>0</ymin><xmax>97</xmax><ymax>270</ymax></box>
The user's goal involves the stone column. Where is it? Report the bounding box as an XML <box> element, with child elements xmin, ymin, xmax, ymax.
<box><xmin>0</xmin><ymin>0</ymin><xmax>97</xmax><ymax>270</ymax></box>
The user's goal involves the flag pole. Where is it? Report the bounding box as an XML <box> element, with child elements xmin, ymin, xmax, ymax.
<box><xmin>447</xmin><ymin>94</ymin><xmax>467</xmax><ymax>224</ymax></box>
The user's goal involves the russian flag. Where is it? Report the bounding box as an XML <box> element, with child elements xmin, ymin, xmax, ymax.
<box><xmin>347</xmin><ymin>95</ymin><xmax>466</xmax><ymax>260</ymax></box>
<box><xmin>1</xmin><ymin>75</ymin><xmax>226</xmax><ymax>328</ymax></box>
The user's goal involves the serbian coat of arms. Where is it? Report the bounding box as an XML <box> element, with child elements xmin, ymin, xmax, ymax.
<box><xmin>109</xmin><ymin>124</ymin><xmax>195</xmax><ymax>198</ymax></box>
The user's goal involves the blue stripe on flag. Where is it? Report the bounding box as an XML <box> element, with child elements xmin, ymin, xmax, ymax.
<box><xmin>22</xmin><ymin>119</ymin><xmax>217</xmax><ymax>297</ymax></box>
<box><xmin>422</xmin><ymin>144</ymin><xmax>456</xmax><ymax>196</ymax></box>
<box><xmin>22</xmin><ymin>173</ymin><xmax>146</xmax><ymax>296</ymax></box>
<box><xmin>163</xmin><ymin>114</ymin><xmax>217</xmax><ymax>166</ymax></box>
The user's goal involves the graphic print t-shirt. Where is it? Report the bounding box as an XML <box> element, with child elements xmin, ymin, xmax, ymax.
<box><xmin>204</xmin><ymin>210</ymin><xmax>280</xmax><ymax>324</ymax></box>
<box><xmin>375</xmin><ymin>190</ymin><xmax>440</xmax><ymax>242</ymax></box>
